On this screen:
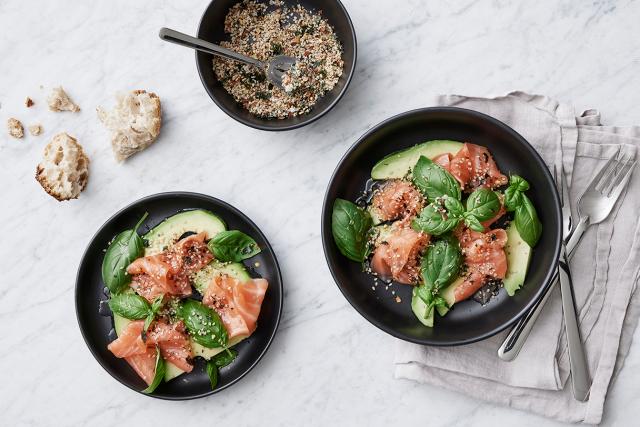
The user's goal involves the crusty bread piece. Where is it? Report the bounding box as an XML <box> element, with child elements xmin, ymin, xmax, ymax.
<box><xmin>7</xmin><ymin>118</ymin><xmax>24</xmax><ymax>138</ymax></box>
<box><xmin>47</xmin><ymin>86</ymin><xmax>80</xmax><ymax>112</ymax></box>
<box><xmin>28</xmin><ymin>124</ymin><xmax>43</xmax><ymax>136</ymax></box>
<box><xmin>97</xmin><ymin>90</ymin><xmax>162</xmax><ymax>162</ymax></box>
<box><xmin>35</xmin><ymin>133</ymin><xmax>89</xmax><ymax>201</ymax></box>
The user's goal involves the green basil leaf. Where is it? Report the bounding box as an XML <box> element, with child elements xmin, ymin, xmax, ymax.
<box><xmin>142</xmin><ymin>346</ymin><xmax>165</xmax><ymax>394</ymax></box>
<box><xmin>412</xmin><ymin>156</ymin><xmax>461</xmax><ymax>202</ymax></box>
<box><xmin>443</xmin><ymin>195</ymin><xmax>465</xmax><ymax>217</ymax></box>
<box><xmin>463</xmin><ymin>213</ymin><xmax>485</xmax><ymax>232</ymax></box>
<box><xmin>510</xmin><ymin>175</ymin><xmax>530</xmax><ymax>192</ymax></box>
<box><xmin>151</xmin><ymin>295</ymin><xmax>164</xmax><ymax>314</ymax></box>
<box><xmin>206</xmin><ymin>360</ymin><xmax>219</xmax><ymax>390</ymax></box>
<box><xmin>432</xmin><ymin>296</ymin><xmax>449</xmax><ymax>309</ymax></box>
<box><xmin>207</xmin><ymin>230</ymin><xmax>260</xmax><ymax>262</ymax></box>
<box><xmin>331</xmin><ymin>199</ymin><xmax>373</xmax><ymax>262</ymax></box>
<box><xmin>213</xmin><ymin>348</ymin><xmax>238</xmax><ymax>368</ymax></box>
<box><xmin>504</xmin><ymin>186</ymin><xmax>522</xmax><ymax>211</ymax></box>
<box><xmin>143</xmin><ymin>312</ymin><xmax>154</xmax><ymax>332</ymax></box>
<box><xmin>421</xmin><ymin>237</ymin><xmax>462</xmax><ymax>291</ymax></box>
<box><xmin>515</xmin><ymin>194</ymin><xmax>542</xmax><ymax>247</ymax></box>
<box><xmin>411</xmin><ymin>204</ymin><xmax>461</xmax><ymax>235</ymax></box>
<box><xmin>108</xmin><ymin>292</ymin><xmax>151</xmax><ymax>320</ymax></box>
<box><xmin>101</xmin><ymin>213</ymin><xmax>148</xmax><ymax>294</ymax></box>
<box><xmin>465</xmin><ymin>188</ymin><xmax>500</xmax><ymax>221</ymax></box>
<box><xmin>179</xmin><ymin>299</ymin><xmax>228</xmax><ymax>349</ymax></box>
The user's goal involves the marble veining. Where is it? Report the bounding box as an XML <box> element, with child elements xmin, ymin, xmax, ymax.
<box><xmin>1</xmin><ymin>0</ymin><xmax>639</xmax><ymax>425</ymax></box>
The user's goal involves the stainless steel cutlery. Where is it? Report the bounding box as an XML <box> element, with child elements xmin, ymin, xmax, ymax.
<box><xmin>498</xmin><ymin>154</ymin><xmax>636</xmax><ymax>376</ymax></box>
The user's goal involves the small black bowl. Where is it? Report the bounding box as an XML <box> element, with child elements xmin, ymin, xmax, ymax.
<box><xmin>321</xmin><ymin>107</ymin><xmax>562</xmax><ymax>346</ymax></box>
<box><xmin>196</xmin><ymin>0</ymin><xmax>357</xmax><ymax>131</ymax></box>
<box><xmin>76</xmin><ymin>192</ymin><xmax>283</xmax><ymax>399</ymax></box>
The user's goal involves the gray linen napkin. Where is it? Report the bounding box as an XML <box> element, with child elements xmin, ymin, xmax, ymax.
<box><xmin>393</xmin><ymin>92</ymin><xmax>640</xmax><ymax>424</ymax></box>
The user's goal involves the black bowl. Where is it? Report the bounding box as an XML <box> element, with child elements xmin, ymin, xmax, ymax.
<box><xmin>76</xmin><ymin>192</ymin><xmax>283</xmax><ymax>399</ymax></box>
<box><xmin>321</xmin><ymin>107</ymin><xmax>562</xmax><ymax>346</ymax></box>
<box><xmin>196</xmin><ymin>0</ymin><xmax>357</xmax><ymax>131</ymax></box>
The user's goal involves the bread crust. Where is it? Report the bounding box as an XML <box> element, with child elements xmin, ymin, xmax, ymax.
<box><xmin>35</xmin><ymin>133</ymin><xmax>89</xmax><ymax>201</ymax></box>
<box><xmin>97</xmin><ymin>89</ymin><xmax>162</xmax><ymax>162</ymax></box>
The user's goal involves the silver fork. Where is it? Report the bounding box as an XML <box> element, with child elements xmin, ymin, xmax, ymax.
<box><xmin>498</xmin><ymin>153</ymin><xmax>636</xmax><ymax>361</ymax></box>
<box><xmin>556</xmin><ymin>165</ymin><xmax>590</xmax><ymax>401</ymax></box>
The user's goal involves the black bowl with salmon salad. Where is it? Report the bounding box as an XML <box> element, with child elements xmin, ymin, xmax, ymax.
<box><xmin>195</xmin><ymin>0</ymin><xmax>356</xmax><ymax>131</ymax></box>
<box><xmin>76</xmin><ymin>192</ymin><xmax>283</xmax><ymax>399</ymax></box>
<box><xmin>321</xmin><ymin>107</ymin><xmax>562</xmax><ymax>346</ymax></box>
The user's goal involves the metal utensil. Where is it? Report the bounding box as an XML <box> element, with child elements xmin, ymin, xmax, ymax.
<box><xmin>498</xmin><ymin>153</ymin><xmax>636</xmax><ymax>360</ymax></box>
<box><xmin>158</xmin><ymin>27</ymin><xmax>296</xmax><ymax>89</ymax></box>
<box><xmin>556</xmin><ymin>165</ymin><xmax>590</xmax><ymax>401</ymax></box>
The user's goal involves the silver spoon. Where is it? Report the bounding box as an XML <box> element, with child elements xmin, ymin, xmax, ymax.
<box><xmin>159</xmin><ymin>27</ymin><xmax>296</xmax><ymax>89</ymax></box>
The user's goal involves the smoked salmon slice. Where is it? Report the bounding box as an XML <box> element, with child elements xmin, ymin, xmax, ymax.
<box><xmin>107</xmin><ymin>320</ymin><xmax>158</xmax><ymax>386</ymax></box>
<box><xmin>452</xmin><ymin>227</ymin><xmax>508</xmax><ymax>302</ymax></box>
<box><xmin>445</xmin><ymin>143</ymin><xmax>508</xmax><ymax>191</ymax></box>
<box><xmin>203</xmin><ymin>275</ymin><xmax>269</xmax><ymax>339</ymax></box>
<box><xmin>370</xmin><ymin>179</ymin><xmax>424</xmax><ymax>223</ymax></box>
<box><xmin>371</xmin><ymin>224</ymin><xmax>430</xmax><ymax>285</ymax></box>
<box><xmin>127</xmin><ymin>232</ymin><xmax>212</xmax><ymax>302</ymax></box>
<box><xmin>147</xmin><ymin>320</ymin><xmax>193</xmax><ymax>373</ymax></box>
<box><xmin>107</xmin><ymin>319</ymin><xmax>194</xmax><ymax>382</ymax></box>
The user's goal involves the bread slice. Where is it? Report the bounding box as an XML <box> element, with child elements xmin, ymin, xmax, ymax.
<box><xmin>35</xmin><ymin>133</ymin><xmax>89</xmax><ymax>201</ymax></box>
<box><xmin>47</xmin><ymin>86</ymin><xmax>80</xmax><ymax>112</ymax></box>
<box><xmin>97</xmin><ymin>90</ymin><xmax>162</xmax><ymax>162</ymax></box>
<box><xmin>7</xmin><ymin>118</ymin><xmax>24</xmax><ymax>138</ymax></box>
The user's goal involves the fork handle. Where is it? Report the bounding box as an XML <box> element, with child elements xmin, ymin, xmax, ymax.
<box><xmin>498</xmin><ymin>217</ymin><xmax>588</xmax><ymax>360</ymax></box>
<box><xmin>558</xmin><ymin>243</ymin><xmax>590</xmax><ymax>401</ymax></box>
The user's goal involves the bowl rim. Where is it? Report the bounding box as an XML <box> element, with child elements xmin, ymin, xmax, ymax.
<box><xmin>321</xmin><ymin>106</ymin><xmax>562</xmax><ymax>346</ymax></box>
<box><xmin>195</xmin><ymin>0</ymin><xmax>358</xmax><ymax>131</ymax></box>
<box><xmin>75</xmin><ymin>191</ymin><xmax>284</xmax><ymax>399</ymax></box>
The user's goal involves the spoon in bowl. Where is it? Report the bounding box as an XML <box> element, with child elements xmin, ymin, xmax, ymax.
<box><xmin>159</xmin><ymin>27</ymin><xmax>296</xmax><ymax>90</ymax></box>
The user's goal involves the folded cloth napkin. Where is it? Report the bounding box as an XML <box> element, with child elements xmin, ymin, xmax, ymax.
<box><xmin>394</xmin><ymin>92</ymin><xmax>640</xmax><ymax>424</ymax></box>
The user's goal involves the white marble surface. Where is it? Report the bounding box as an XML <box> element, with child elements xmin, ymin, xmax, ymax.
<box><xmin>1</xmin><ymin>0</ymin><xmax>639</xmax><ymax>425</ymax></box>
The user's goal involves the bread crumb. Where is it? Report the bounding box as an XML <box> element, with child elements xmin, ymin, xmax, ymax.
<box><xmin>7</xmin><ymin>118</ymin><xmax>24</xmax><ymax>138</ymax></box>
<box><xmin>25</xmin><ymin>97</ymin><xmax>34</xmax><ymax>108</ymax></box>
<box><xmin>47</xmin><ymin>87</ymin><xmax>80</xmax><ymax>112</ymax></box>
<box><xmin>35</xmin><ymin>133</ymin><xmax>89</xmax><ymax>201</ymax></box>
<box><xmin>97</xmin><ymin>89</ymin><xmax>162</xmax><ymax>162</ymax></box>
<box><xmin>28</xmin><ymin>124</ymin><xmax>43</xmax><ymax>136</ymax></box>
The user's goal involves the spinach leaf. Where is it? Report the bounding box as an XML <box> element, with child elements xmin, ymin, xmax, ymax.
<box><xmin>213</xmin><ymin>348</ymin><xmax>238</xmax><ymax>368</ymax></box>
<box><xmin>331</xmin><ymin>199</ymin><xmax>373</xmax><ymax>262</ymax></box>
<box><xmin>515</xmin><ymin>194</ymin><xmax>542</xmax><ymax>247</ymax></box>
<box><xmin>411</xmin><ymin>198</ymin><xmax>461</xmax><ymax>236</ymax></box>
<box><xmin>206</xmin><ymin>360</ymin><xmax>219</xmax><ymax>390</ymax></box>
<box><xmin>179</xmin><ymin>299</ymin><xmax>228</xmax><ymax>349</ymax></box>
<box><xmin>465</xmin><ymin>188</ymin><xmax>500</xmax><ymax>222</ymax></box>
<box><xmin>412</xmin><ymin>156</ymin><xmax>461</xmax><ymax>202</ymax></box>
<box><xmin>142</xmin><ymin>346</ymin><xmax>165</xmax><ymax>394</ymax></box>
<box><xmin>101</xmin><ymin>213</ymin><xmax>148</xmax><ymax>294</ymax></box>
<box><xmin>108</xmin><ymin>293</ymin><xmax>151</xmax><ymax>320</ymax></box>
<box><xmin>208</xmin><ymin>230</ymin><xmax>260</xmax><ymax>262</ymax></box>
<box><xmin>421</xmin><ymin>237</ymin><xmax>462</xmax><ymax>291</ymax></box>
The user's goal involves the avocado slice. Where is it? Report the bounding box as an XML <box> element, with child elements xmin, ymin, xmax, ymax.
<box><xmin>503</xmin><ymin>221</ymin><xmax>532</xmax><ymax>296</ymax></box>
<box><xmin>411</xmin><ymin>288</ymin><xmax>434</xmax><ymax>327</ymax></box>
<box><xmin>192</xmin><ymin>260</ymin><xmax>251</xmax><ymax>294</ymax></box>
<box><xmin>144</xmin><ymin>209</ymin><xmax>226</xmax><ymax>256</ymax></box>
<box><xmin>371</xmin><ymin>140</ymin><xmax>463</xmax><ymax>180</ymax></box>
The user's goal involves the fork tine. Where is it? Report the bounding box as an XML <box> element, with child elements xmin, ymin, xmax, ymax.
<box><xmin>603</xmin><ymin>155</ymin><xmax>633</xmax><ymax>195</ymax></box>
<box><xmin>553</xmin><ymin>164</ymin><xmax>561</xmax><ymax>199</ymax></box>
<box><xmin>607</xmin><ymin>159</ymin><xmax>636</xmax><ymax>200</ymax></box>
<box><xmin>592</xmin><ymin>153</ymin><xmax>621</xmax><ymax>193</ymax></box>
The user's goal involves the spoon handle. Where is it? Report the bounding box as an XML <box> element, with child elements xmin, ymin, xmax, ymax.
<box><xmin>159</xmin><ymin>27</ymin><xmax>264</xmax><ymax>69</ymax></box>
